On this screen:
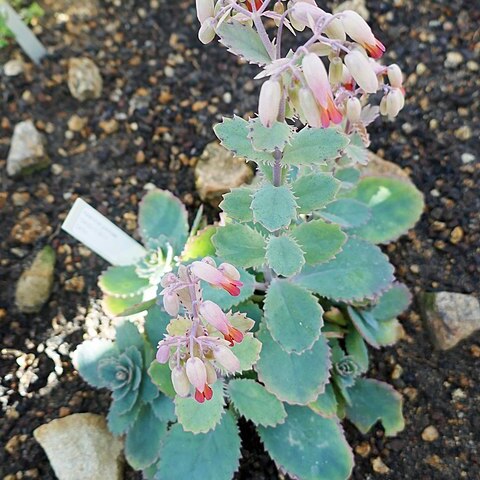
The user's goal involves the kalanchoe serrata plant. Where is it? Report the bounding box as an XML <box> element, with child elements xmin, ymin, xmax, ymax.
<box><xmin>74</xmin><ymin>1</ymin><xmax>425</xmax><ymax>479</ymax></box>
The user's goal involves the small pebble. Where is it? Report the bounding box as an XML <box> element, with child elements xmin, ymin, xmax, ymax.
<box><xmin>449</xmin><ymin>226</ymin><xmax>464</xmax><ymax>244</ymax></box>
<box><xmin>421</xmin><ymin>425</ymin><xmax>439</xmax><ymax>442</ymax></box>
<box><xmin>444</xmin><ymin>51</ymin><xmax>463</xmax><ymax>68</ymax></box>
<box><xmin>355</xmin><ymin>442</ymin><xmax>371</xmax><ymax>458</ymax></box>
<box><xmin>454</xmin><ymin>126</ymin><xmax>472</xmax><ymax>141</ymax></box>
<box><xmin>371</xmin><ymin>457</ymin><xmax>390</xmax><ymax>474</ymax></box>
<box><xmin>461</xmin><ymin>153</ymin><xmax>475</xmax><ymax>164</ymax></box>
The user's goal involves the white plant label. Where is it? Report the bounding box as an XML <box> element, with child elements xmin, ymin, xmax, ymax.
<box><xmin>62</xmin><ymin>198</ymin><xmax>146</xmax><ymax>266</ymax></box>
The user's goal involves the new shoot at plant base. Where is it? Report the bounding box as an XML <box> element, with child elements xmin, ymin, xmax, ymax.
<box><xmin>75</xmin><ymin>2</ymin><xmax>424</xmax><ymax>479</ymax></box>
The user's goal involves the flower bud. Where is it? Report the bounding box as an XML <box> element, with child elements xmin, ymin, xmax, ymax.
<box><xmin>258</xmin><ymin>79</ymin><xmax>282</xmax><ymax>127</ymax></box>
<box><xmin>346</xmin><ymin>97</ymin><xmax>362</xmax><ymax>123</ymax></box>
<box><xmin>198</xmin><ymin>18</ymin><xmax>216</xmax><ymax>45</ymax></box>
<box><xmin>171</xmin><ymin>366</ymin><xmax>190</xmax><ymax>397</ymax></box>
<box><xmin>186</xmin><ymin>357</ymin><xmax>207</xmax><ymax>391</ymax></box>
<box><xmin>344</xmin><ymin>50</ymin><xmax>379</xmax><ymax>93</ymax></box>
<box><xmin>274</xmin><ymin>1</ymin><xmax>285</xmax><ymax>15</ymax></box>
<box><xmin>160</xmin><ymin>273</ymin><xmax>177</xmax><ymax>288</ymax></box>
<box><xmin>163</xmin><ymin>292</ymin><xmax>180</xmax><ymax>317</ymax></box>
<box><xmin>328</xmin><ymin>56</ymin><xmax>343</xmax><ymax>85</ymax></box>
<box><xmin>218</xmin><ymin>262</ymin><xmax>241</xmax><ymax>281</ymax></box>
<box><xmin>213</xmin><ymin>346</ymin><xmax>241</xmax><ymax>372</ymax></box>
<box><xmin>202</xmin><ymin>256</ymin><xmax>217</xmax><ymax>267</ymax></box>
<box><xmin>204</xmin><ymin>360</ymin><xmax>218</xmax><ymax>385</ymax></box>
<box><xmin>324</xmin><ymin>17</ymin><xmax>346</xmax><ymax>41</ymax></box>
<box><xmin>199</xmin><ymin>300</ymin><xmax>229</xmax><ymax>334</ymax></box>
<box><xmin>379</xmin><ymin>95</ymin><xmax>388</xmax><ymax>116</ymax></box>
<box><xmin>387</xmin><ymin>64</ymin><xmax>403</xmax><ymax>88</ymax></box>
<box><xmin>299</xmin><ymin>87</ymin><xmax>322</xmax><ymax>128</ymax></box>
<box><xmin>156</xmin><ymin>344</ymin><xmax>171</xmax><ymax>364</ymax></box>
<box><xmin>291</xmin><ymin>1</ymin><xmax>326</xmax><ymax>29</ymax></box>
<box><xmin>196</xmin><ymin>0</ymin><xmax>214</xmax><ymax>24</ymax></box>
<box><xmin>341</xmin><ymin>10</ymin><xmax>385</xmax><ymax>58</ymax></box>
<box><xmin>385</xmin><ymin>88</ymin><xmax>405</xmax><ymax>117</ymax></box>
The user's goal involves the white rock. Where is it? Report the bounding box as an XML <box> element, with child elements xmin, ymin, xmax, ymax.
<box><xmin>419</xmin><ymin>292</ymin><xmax>480</xmax><ymax>350</ymax></box>
<box><xmin>461</xmin><ymin>153</ymin><xmax>475</xmax><ymax>164</ymax></box>
<box><xmin>444</xmin><ymin>51</ymin><xmax>463</xmax><ymax>69</ymax></box>
<box><xmin>33</xmin><ymin>413</ymin><xmax>124</xmax><ymax>480</ymax></box>
<box><xmin>195</xmin><ymin>141</ymin><xmax>254</xmax><ymax>205</ymax></box>
<box><xmin>7</xmin><ymin>120</ymin><xmax>50</xmax><ymax>176</ymax></box>
<box><xmin>4</xmin><ymin>59</ymin><xmax>24</xmax><ymax>76</ymax></box>
<box><xmin>68</xmin><ymin>57</ymin><xmax>103</xmax><ymax>101</ymax></box>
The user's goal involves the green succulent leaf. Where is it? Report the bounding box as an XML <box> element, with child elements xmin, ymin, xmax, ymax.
<box><xmin>259</xmin><ymin>405</ymin><xmax>354</xmax><ymax>480</ymax></box>
<box><xmin>72</xmin><ymin>339</ymin><xmax>117</xmax><ymax>389</ymax></box>
<box><xmin>155</xmin><ymin>411</ymin><xmax>241</xmax><ymax>480</ymax></box>
<box><xmin>220</xmin><ymin>187</ymin><xmax>254</xmax><ymax>223</ymax></box>
<box><xmin>107</xmin><ymin>397</ymin><xmax>141</xmax><ymax>435</ymax></box>
<box><xmin>228</xmin><ymin>379</ymin><xmax>287</xmax><ymax>427</ymax></box>
<box><xmin>256</xmin><ymin>326</ymin><xmax>331</xmax><ymax>405</ymax></box>
<box><xmin>309</xmin><ymin>383</ymin><xmax>338</xmax><ymax>418</ymax></box>
<box><xmin>98</xmin><ymin>265</ymin><xmax>149</xmax><ymax>297</ymax></box>
<box><xmin>212</xmin><ymin>223</ymin><xmax>266</xmax><ymax>268</ymax></box>
<box><xmin>292</xmin><ymin>173</ymin><xmax>340</xmax><ymax>213</ymax></box>
<box><xmin>115</xmin><ymin>298</ymin><xmax>157</xmax><ymax>317</ymax></box>
<box><xmin>145</xmin><ymin>305</ymin><xmax>171</xmax><ymax>347</ymax></box>
<box><xmin>348</xmin><ymin>307</ymin><xmax>402</xmax><ymax>349</ymax></box>
<box><xmin>102</xmin><ymin>293</ymin><xmax>144</xmax><ymax>317</ymax></box>
<box><xmin>181</xmin><ymin>226</ymin><xmax>217</xmax><ymax>261</ymax></box>
<box><xmin>175</xmin><ymin>381</ymin><xmax>225</xmax><ymax>434</ymax></box>
<box><xmin>293</xmin><ymin>237</ymin><xmax>395</xmax><ymax>303</ymax></box>
<box><xmin>346</xmin><ymin>176</ymin><xmax>424</xmax><ymax>244</ymax></box>
<box><xmin>335</xmin><ymin>167</ymin><xmax>361</xmax><ymax>188</ymax></box>
<box><xmin>346</xmin><ymin>378</ymin><xmax>405</xmax><ymax>436</ymax></box>
<box><xmin>292</xmin><ymin>220</ymin><xmax>346</xmax><ymax>265</ymax></box>
<box><xmin>266</xmin><ymin>235</ymin><xmax>305</xmax><ymax>277</ymax></box>
<box><xmin>251</xmin><ymin>184</ymin><xmax>297</xmax><ymax>232</ymax></box>
<box><xmin>369</xmin><ymin>282</ymin><xmax>412</xmax><ymax>321</ymax></box>
<box><xmin>214</xmin><ymin>116</ymin><xmax>275</xmax><ymax>164</ymax></box>
<box><xmin>343</xmin><ymin>133</ymin><xmax>368</xmax><ymax>165</ymax></box>
<box><xmin>216</xmin><ymin>19</ymin><xmax>271</xmax><ymax>65</ymax></box>
<box><xmin>247</xmin><ymin>118</ymin><xmax>294</xmax><ymax>153</ymax></box>
<box><xmin>151</xmin><ymin>394</ymin><xmax>176</xmax><ymax>423</ymax></box>
<box><xmin>116</xmin><ymin>320</ymin><xmax>144</xmax><ymax>352</ymax></box>
<box><xmin>148</xmin><ymin>361</ymin><xmax>176</xmax><ymax>398</ymax></box>
<box><xmin>202</xmin><ymin>266</ymin><xmax>255</xmax><ymax>310</ymax></box>
<box><xmin>230</xmin><ymin>333</ymin><xmax>262</xmax><ymax>371</ymax></box>
<box><xmin>282</xmin><ymin>128</ymin><xmax>349</xmax><ymax>166</ymax></box>
<box><xmin>264</xmin><ymin>279</ymin><xmax>323</xmax><ymax>354</ymax></box>
<box><xmin>233</xmin><ymin>301</ymin><xmax>263</xmax><ymax>332</ymax></box>
<box><xmin>344</xmin><ymin>328</ymin><xmax>369</xmax><ymax>374</ymax></box>
<box><xmin>320</xmin><ymin>198</ymin><xmax>371</xmax><ymax>228</ymax></box>
<box><xmin>125</xmin><ymin>404</ymin><xmax>168</xmax><ymax>470</ymax></box>
<box><xmin>138</xmin><ymin>189</ymin><xmax>189</xmax><ymax>252</ymax></box>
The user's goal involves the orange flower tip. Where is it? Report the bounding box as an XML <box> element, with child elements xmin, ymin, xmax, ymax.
<box><xmin>195</xmin><ymin>389</ymin><xmax>206</xmax><ymax>403</ymax></box>
<box><xmin>204</xmin><ymin>384</ymin><xmax>213</xmax><ymax>400</ymax></box>
<box><xmin>230</xmin><ymin>327</ymin><xmax>244</xmax><ymax>344</ymax></box>
<box><xmin>367</xmin><ymin>39</ymin><xmax>386</xmax><ymax>59</ymax></box>
<box><xmin>222</xmin><ymin>280</ymin><xmax>243</xmax><ymax>296</ymax></box>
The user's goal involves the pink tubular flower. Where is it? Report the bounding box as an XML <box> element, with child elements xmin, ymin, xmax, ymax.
<box><xmin>196</xmin><ymin>0</ymin><xmax>214</xmax><ymax>24</ymax></box>
<box><xmin>171</xmin><ymin>366</ymin><xmax>190</xmax><ymax>397</ymax></box>
<box><xmin>199</xmin><ymin>300</ymin><xmax>244</xmax><ymax>346</ymax></box>
<box><xmin>302</xmin><ymin>53</ymin><xmax>342</xmax><ymax>127</ymax></box>
<box><xmin>299</xmin><ymin>87</ymin><xmax>322</xmax><ymax>128</ymax></box>
<box><xmin>186</xmin><ymin>357</ymin><xmax>207</xmax><ymax>389</ymax></box>
<box><xmin>213</xmin><ymin>345</ymin><xmax>241</xmax><ymax>373</ymax></box>
<box><xmin>344</xmin><ymin>50</ymin><xmax>379</xmax><ymax>93</ymax></box>
<box><xmin>387</xmin><ymin>64</ymin><xmax>403</xmax><ymax>88</ymax></box>
<box><xmin>191</xmin><ymin>261</ymin><xmax>243</xmax><ymax>296</ymax></box>
<box><xmin>340</xmin><ymin>10</ymin><xmax>385</xmax><ymax>58</ymax></box>
<box><xmin>156</xmin><ymin>344</ymin><xmax>171</xmax><ymax>364</ymax></box>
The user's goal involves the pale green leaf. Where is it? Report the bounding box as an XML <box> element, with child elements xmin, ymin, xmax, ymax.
<box><xmin>292</xmin><ymin>173</ymin><xmax>340</xmax><ymax>213</ymax></box>
<box><xmin>98</xmin><ymin>265</ymin><xmax>149</xmax><ymax>297</ymax></box>
<box><xmin>282</xmin><ymin>128</ymin><xmax>349</xmax><ymax>166</ymax></box>
<box><xmin>247</xmin><ymin>118</ymin><xmax>294</xmax><ymax>153</ymax></box>
<box><xmin>370</xmin><ymin>283</ymin><xmax>412</xmax><ymax>321</ymax></box>
<box><xmin>230</xmin><ymin>333</ymin><xmax>262</xmax><ymax>371</ymax></box>
<box><xmin>219</xmin><ymin>187</ymin><xmax>253</xmax><ymax>223</ymax></box>
<box><xmin>309</xmin><ymin>383</ymin><xmax>338</xmax><ymax>418</ymax></box>
<box><xmin>181</xmin><ymin>226</ymin><xmax>217</xmax><ymax>261</ymax></box>
<box><xmin>251</xmin><ymin>183</ymin><xmax>297</xmax><ymax>232</ymax></box>
<box><xmin>228</xmin><ymin>379</ymin><xmax>287</xmax><ymax>427</ymax></box>
<box><xmin>264</xmin><ymin>280</ymin><xmax>323</xmax><ymax>354</ymax></box>
<box><xmin>320</xmin><ymin>198</ymin><xmax>371</xmax><ymax>228</ymax></box>
<box><xmin>292</xmin><ymin>220</ymin><xmax>346</xmax><ymax>265</ymax></box>
<box><xmin>266</xmin><ymin>235</ymin><xmax>305</xmax><ymax>277</ymax></box>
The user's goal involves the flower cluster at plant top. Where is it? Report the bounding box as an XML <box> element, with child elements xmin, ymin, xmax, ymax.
<box><xmin>155</xmin><ymin>258</ymin><xmax>253</xmax><ymax>403</ymax></box>
<box><xmin>197</xmin><ymin>0</ymin><xmax>405</xmax><ymax>141</ymax></box>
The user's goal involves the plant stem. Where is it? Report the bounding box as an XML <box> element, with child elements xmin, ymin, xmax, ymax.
<box><xmin>252</xmin><ymin>13</ymin><xmax>276</xmax><ymax>60</ymax></box>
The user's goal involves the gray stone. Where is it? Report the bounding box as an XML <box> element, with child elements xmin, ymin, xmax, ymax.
<box><xmin>67</xmin><ymin>57</ymin><xmax>103</xmax><ymax>101</ymax></box>
<box><xmin>15</xmin><ymin>246</ymin><xmax>55</xmax><ymax>313</ymax></box>
<box><xmin>6</xmin><ymin>120</ymin><xmax>50</xmax><ymax>176</ymax></box>
<box><xmin>34</xmin><ymin>413</ymin><xmax>123</xmax><ymax>480</ymax></box>
<box><xmin>419</xmin><ymin>291</ymin><xmax>480</xmax><ymax>350</ymax></box>
<box><xmin>361</xmin><ymin>151</ymin><xmax>413</xmax><ymax>184</ymax></box>
<box><xmin>195</xmin><ymin>141</ymin><xmax>254</xmax><ymax>205</ymax></box>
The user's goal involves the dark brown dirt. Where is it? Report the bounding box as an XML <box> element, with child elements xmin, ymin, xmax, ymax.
<box><xmin>1</xmin><ymin>0</ymin><xmax>479</xmax><ymax>479</ymax></box>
